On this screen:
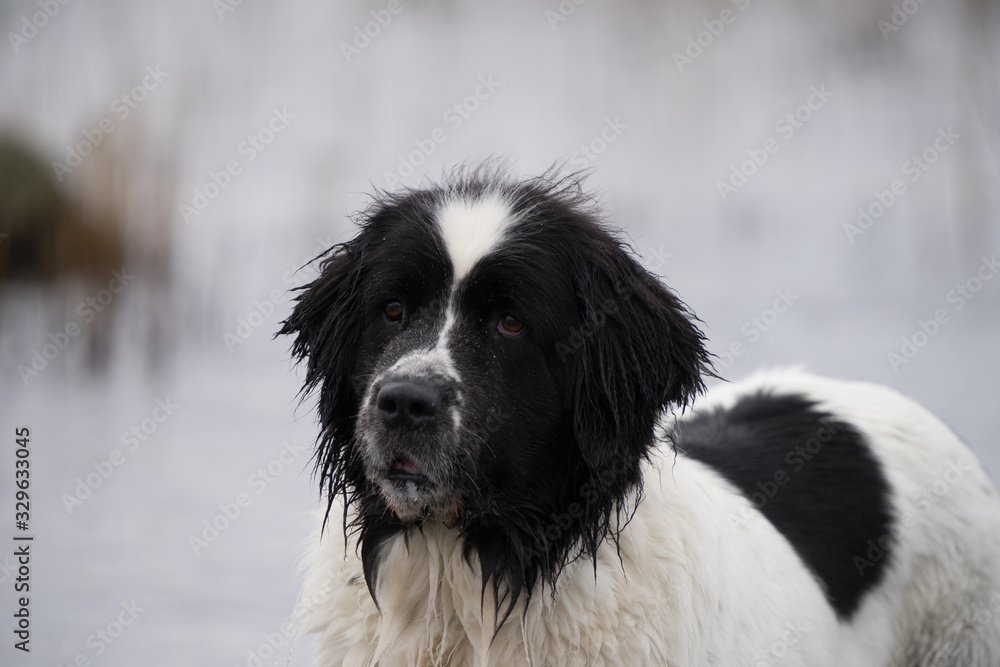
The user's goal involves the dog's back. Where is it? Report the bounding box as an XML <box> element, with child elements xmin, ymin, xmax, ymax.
<box><xmin>674</xmin><ymin>368</ymin><xmax>1000</xmax><ymax>667</ymax></box>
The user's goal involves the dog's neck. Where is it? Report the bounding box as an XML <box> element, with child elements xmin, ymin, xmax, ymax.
<box><xmin>367</xmin><ymin>523</ymin><xmax>522</xmax><ymax>666</ymax></box>
<box><xmin>296</xmin><ymin>452</ymin><xmax>738</xmax><ymax>666</ymax></box>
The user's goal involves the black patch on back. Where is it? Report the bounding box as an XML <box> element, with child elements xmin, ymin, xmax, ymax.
<box><xmin>674</xmin><ymin>391</ymin><xmax>894</xmax><ymax>619</ymax></box>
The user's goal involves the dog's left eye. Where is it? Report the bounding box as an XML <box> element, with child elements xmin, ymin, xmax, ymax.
<box><xmin>384</xmin><ymin>301</ymin><xmax>404</xmax><ymax>322</ymax></box>
<box><xmin>497</xmin><ymin>315</ymin><xmax>524</xmax><ymax>337</ymax></box>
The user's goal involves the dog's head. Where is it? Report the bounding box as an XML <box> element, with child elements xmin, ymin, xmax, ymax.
<box><xmin>280</xmin><ymin>168</ymin><xmax>710</xmax><ymax>620</ymax></box>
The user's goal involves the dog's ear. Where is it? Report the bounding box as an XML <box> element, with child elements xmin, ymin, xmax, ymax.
<box><xmin>279</xmin><ymin>243</ymin><xmax>361</xmax><ymax>402</ymax></box>
<box><xmin>278</xmin><ymin>243</ymin><xmax>365</xmax><ymax>503</ymax></box>
<box><xmin>564</xmin><ymin>235</ymin><xmax>711</xmax><ymax>473</ymax></box>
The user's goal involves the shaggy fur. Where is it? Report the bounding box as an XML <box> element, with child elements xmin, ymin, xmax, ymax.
<box><xmin>281</xmin><ymin>168</ymin><xmax>1000</xmax><ymax>666</ymax></box>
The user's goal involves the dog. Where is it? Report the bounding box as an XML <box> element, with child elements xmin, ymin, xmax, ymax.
<box><xmin>280</xmin><ymin>168</ymin><xmax>1000</xmax><ymax>666</ymax></box>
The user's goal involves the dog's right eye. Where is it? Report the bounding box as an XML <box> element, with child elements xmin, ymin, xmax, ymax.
<box><xmin>384</xmin><ymin>301</ymin><xmax>404</xmax><ymax>322</ymax></box>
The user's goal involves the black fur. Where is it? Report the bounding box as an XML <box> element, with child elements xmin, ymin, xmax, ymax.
<box><xmin>674</xmin><ymin>391</ymin><xmax>894</xmax><ymax>618</ymax></box>
<box><xmin>279</xmin><ymin>167</ymin><xmax>712</xmax><ymax>627</ymax></box>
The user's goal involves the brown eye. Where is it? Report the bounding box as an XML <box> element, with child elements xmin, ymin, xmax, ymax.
<box><xmin>384</xmin><ymin>301</ymin><xmax>403</xmax><ymax>322</ymax></box>
<box><xmin>498</xmin><ymin>315</ymin><xmax>524</xmax><ymax>337</ymax></box>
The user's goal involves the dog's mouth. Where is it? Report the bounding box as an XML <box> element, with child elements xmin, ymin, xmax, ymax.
<box><xmin>385</xmin><ymin>454</ymin><xmax>431</xmax><ymax>486</ymax></box>
<box><xmin>377</xmin><ymin>454</ymin><xmax>464</xmax><ymax>527</ymax></box>
<box><xmin>377</xmin><ymin>454</ymin><xmax>435</xmax><ymax>516</ymax></box>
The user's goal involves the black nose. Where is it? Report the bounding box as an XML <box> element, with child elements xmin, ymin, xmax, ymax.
<box><xmin>377</xmin><ymin>381</ymin><xmax>441</xmax><ymax>430</ymax></box>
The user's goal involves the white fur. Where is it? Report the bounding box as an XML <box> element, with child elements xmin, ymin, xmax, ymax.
<box><xmin>296</xmin><ymin>369</ymin><xmax>1000</xmax><ymax>666</ymax></box>
<box><xmin>436</xmin><ymin>195</ymin><xmax>513</xmax><ymax>282</ymax></box>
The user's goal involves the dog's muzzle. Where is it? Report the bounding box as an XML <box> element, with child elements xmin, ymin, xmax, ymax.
<box><xmin>359</xmin><ymin>370</ymin><xmax>466</xmax><ymax>525</ymax></box>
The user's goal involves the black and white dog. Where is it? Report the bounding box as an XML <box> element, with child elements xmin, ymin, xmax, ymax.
<box><xmin>281</xmin><ymin>168</ymin><xmax>1000</xmax><ymax>666</ymax></box>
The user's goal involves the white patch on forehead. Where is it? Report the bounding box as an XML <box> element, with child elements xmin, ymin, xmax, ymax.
<box><xmin>436</xmin><ymin>195</ymin><xmax>514</xmax><ymax>281</ymax></box>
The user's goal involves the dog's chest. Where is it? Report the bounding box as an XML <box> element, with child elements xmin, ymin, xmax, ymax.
<box><xmin>304</xmin><ymin>521</ymin><xmax>694</xmax><ymax>667</ymax></box>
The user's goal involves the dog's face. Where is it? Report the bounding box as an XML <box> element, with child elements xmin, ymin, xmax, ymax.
<box><xmin>350</xmin><ymin>195</ymin><xmax>574</xmax><ymax>528</ymax></box>
<box><xmin>281</xmin><ymin>171</ymin><xmax>710</xmax><ymax>615</ymax></box>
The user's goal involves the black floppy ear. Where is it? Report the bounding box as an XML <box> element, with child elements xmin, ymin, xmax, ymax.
<box><xmin>565</xmin><ymin>238</ymin><xmax>711</xmax><ymax>472</ymax></box>
<box><xmin>278</xmin><ymin>243</ymin><xmax>364</xmax><ymax>475</ymax></box>
<box><xmin>279</xmin><ymin>243</ymin><xmax>360</xmax><ymax>398</ymax></box>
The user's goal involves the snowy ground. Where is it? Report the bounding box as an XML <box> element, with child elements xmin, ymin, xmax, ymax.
<box><xmin>1</xmin><ymin>1</ymin><xmax>998</xmax><ymax>665</ymax></box>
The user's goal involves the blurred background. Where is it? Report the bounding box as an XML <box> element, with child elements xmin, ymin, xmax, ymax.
<box><xmin>0</xmin><ymin>0</ymin><xmax>997</xmax><ymax>664</ymax></box>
